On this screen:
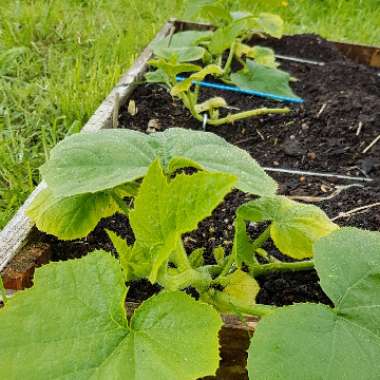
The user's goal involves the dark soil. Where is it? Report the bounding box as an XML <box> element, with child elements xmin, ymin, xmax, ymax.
<box><xmin>41</xmin><ymin>34</ymin><xmax>380</xmax><ymax>308</ymax></box>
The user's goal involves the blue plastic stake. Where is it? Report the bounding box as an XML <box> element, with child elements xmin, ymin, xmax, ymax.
<box><xmin>176</xmin><ymin>76</ymin><xmax>304</xmax><ymax>104</ymax></box>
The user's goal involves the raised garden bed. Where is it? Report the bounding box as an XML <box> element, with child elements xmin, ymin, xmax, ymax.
<box><xmin>1</xmin><ymin>16</ymin><xmax>380</xmax><ymax>380</ymax></box>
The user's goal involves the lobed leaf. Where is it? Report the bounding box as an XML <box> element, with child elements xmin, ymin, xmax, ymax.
<box><xmin>40</xmin><ymin>129</ymin><xmax>157</xmax><ymax>198</ymax></box>
<box><xmin>230</xmin><ymin>59</ymin><xmax>298</xmax><ymax>99</ymax></box>
<box><xmin>159</xmin><ymin>128</ymin><xmax>278</xmax><ymax>196</ymax></box>
<box><xmin>0</xmin><ymin>252</ymin><xmax>222</xmax><ymax>380</ymax></box>
<box><xmin>248</xmin><ymin>228</ymin><xmax>380</xmax><ymax>380</ymax></box>
<box><xmin>129</xmin><ymin>160</ymin><xmax>236</xmax><ymax>282</ymax></box>
<box><xmin>208</xmin><ymin>21</ymin><xmax>247</xmax><ymax>55</ymax></box>
<box><xmin>237</xmin><ymin>195</ymin><xmax>338</xmax><ymax>259</ymax></box>
<box><xmin>41</xmin><ymin>128</ymin><xmax>277</xmax><ymax>198</ymax></box>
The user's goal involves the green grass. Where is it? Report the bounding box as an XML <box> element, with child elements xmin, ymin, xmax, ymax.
<box><xmin>0</xmin><ymin>0</ymin><xmax>379</xmax><ymax>229</ymax></box>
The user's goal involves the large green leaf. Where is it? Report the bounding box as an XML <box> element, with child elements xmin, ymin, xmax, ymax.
<box><xmin>26</xmin><ymin>187</ymin><xmax>120</xmax><ymax>240</ymax></box>
<box><xmin>129</xmin><ymin>160</ymin><xmax>236</xmax><ymax>282</ymax></box>
<box><xmin>248</xmin><ymin>227</ymin><xmax>380</xmax><ymax>380</ymax></box>
<box><xmin>230</xmin><ymin>59</ymin><xmax>298</xmax><ymax>99</ymax></box>
<box><xmin>235</xmin><ymin>44</ymin><xmax>277</xmax><ymax>68</ymax></box>
<box><xmin>0</xmin><ymin>252</ymin><xmax>222</xmax><ymax>380</ymax></box>
<box><xmin>41</xmin><ymin>129</ymin><xmax>157</xmax><ymax>197</ymax></box>
<box><xmin>238</xmin><ymin>196</ymin><xmax>338</xmax><ymax>259</ymax></box>
<box><xmin>159</xmin><ymin>128</ymin><xmax>278</xmax><ymax>196</ymax></box>
<box><xmin>41</xmin><ymin>128</ymin><xmax>277</xmax><ymax>198</ymax></box>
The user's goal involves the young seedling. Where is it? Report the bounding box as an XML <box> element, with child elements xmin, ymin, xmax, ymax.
<box><xmin>146</xmin><ymin>59</ymin><xmax>290</xmax><ymax>126</ymax></box>
<box><xmin>146</xmin><ymin>3</ymin><xmax>300</xmax><ymax>126</ymax></box>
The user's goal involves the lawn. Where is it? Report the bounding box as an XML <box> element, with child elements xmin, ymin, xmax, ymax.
<box><xmin>0</xmin><ymin>0</ymin><xmax>379</xmax><ymax>229</ymax></box>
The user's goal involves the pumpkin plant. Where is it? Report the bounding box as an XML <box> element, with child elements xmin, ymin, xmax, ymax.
<box><xmin>145</xmin><ymin>3</ymin><xmax>300</xmax><ymax>126</ymax></box>
<box><xmin>27</xmin><ymin>127</ymin><xmax>277</xmax><ymax>240</ymax></box>
<box><xmin>1</xmin><ymin>128</ymin><xmax>378</xmax><ymax>379</ymax></box>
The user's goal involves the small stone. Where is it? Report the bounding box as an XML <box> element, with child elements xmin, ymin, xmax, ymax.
<box><xmin>301</xmin><ymin>123</ymin><xmax>309</xmax><ymax>130</ymax></box>
<box><xmin>146</xmin><ymin>118</ymin><xmax>161</xmax><ymax>133</ymax></box>
<box><xmin>273</xmin><ymin>160</ymin><xmax>280</xmax><ymax>166</ymax></box>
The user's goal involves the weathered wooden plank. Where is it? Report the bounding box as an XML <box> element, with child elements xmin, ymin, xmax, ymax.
<box><xmin>0</xmin><ymin>21</ymin><xmax>174</xmax><ymax>272</ymax></box>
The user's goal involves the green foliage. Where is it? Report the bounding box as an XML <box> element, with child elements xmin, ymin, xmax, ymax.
<box><xmin>0</xmin><ymin>252</ymin><xmax>222</xmax><ymax>380</ymax></box>
<box><xmin>236</xmin><ymin>195</ymin><xmax>338</xmax><ymax>260</ymax></box>
<box><xmin>230</xmin><ymin>59</ymin><xmax>299</xmax><ymax>99</ymax></box>
<box><xmin>217</xmin><ymin>269</ymin><xmax>260</xmax><ymax>313</ymax></box>
<box><xmin>146</xmin><ymin>2</ymin><xmax>294</xmax><ymax>126</ymax></box>
<box><xmin>124</xmin><ymin>159</ymin><xmax>236</xmax><ymax>282</ymax></box>
<box><xmin>28</xmin><ymin>128</ymin><xmax>276</xmax><ymax>240</ymax></box>
<box><xmin>248</xmin><ymin>228</ymin><xmax>380</xmax><ymax>380</ymax></box>
<box><xmin>27</xmin><ymin>187</ymin><xmax>121</xmax><ymax>241</ymax></box>
<box><xmin>40</xmin><ymin>130</ymin><xmax>157</xmax><ymax>198</ymax></box>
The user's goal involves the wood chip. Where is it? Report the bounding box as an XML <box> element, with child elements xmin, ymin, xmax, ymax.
<box><xmin>332</xmin><ymin>202</ymin><xmax>380</xmax><ymax>221</ymax></box>
<box><xmin>317</xmin><ymin>103</ymin><xmax>327</xmax><ymax>117</ymax></box>
<box><xmin>362</xmin><ymin>133</ymin><xmax>380</xmax><ymax>154</ymax></box>
<box><xmin>356</xmin><ymin>121</ymin><xmax>363</xmax><ymax>136</ymax></box>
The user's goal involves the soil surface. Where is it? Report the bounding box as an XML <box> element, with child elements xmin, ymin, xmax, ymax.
<box><xmin>41</xmin><ymin>34</ymin><xmax>380</xmax><ymax>309</ymax></box>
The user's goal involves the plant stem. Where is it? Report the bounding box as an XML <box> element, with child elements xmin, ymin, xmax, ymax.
<box><xmin>208</xmin><ymin>289</ymin><xmax>275</xmax><ymax>317</ymax></box>
<box><xmin>0</xmin><ymin>276</ymin><xmax>7</xmax><ymax>305</ymax></box>
<box><xmin>251</xmin><ymin>260</ymin><xmax>315</xmax><ymax>277</ymax></box>
<box><xmin>207</xmin><ymin>107</ymin><xmax>290</xmax><ymax>126</ymax></box>
<box><xmin>251</xmin><ymin>226</ymin><xmax>271</xmax><ymax>252</ymax></box>
<box><xmin>172</xmin><ymin>239</ymin><xmax>192</xmax><ymax>271</ymax></box>
<box><xmin>223</xmin><ymin>41</ymin><xmax>236</xmax><ymax>75</ymax></box>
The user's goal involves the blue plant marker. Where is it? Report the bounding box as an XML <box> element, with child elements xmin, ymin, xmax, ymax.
<box><xmin>176</xmin><ymin>75</ymin><xmax>304</xmax><ymax>104</ymax></box>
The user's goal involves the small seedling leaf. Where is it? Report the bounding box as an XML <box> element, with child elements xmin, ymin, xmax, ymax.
<box><xmin>238</xmin><ymin>196</ymin><xmax>338</xmax><ymax>259</ymax></box>
<box><xmin>230</xmin><ymin>59</ymin><xmax>298</xmax><ymax>99</ymax></box>
<box><xmin>219</xmin><ymin>269</ymin><xmax>260</xmax><ymax>312</ymax></box>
